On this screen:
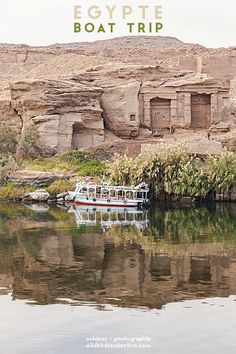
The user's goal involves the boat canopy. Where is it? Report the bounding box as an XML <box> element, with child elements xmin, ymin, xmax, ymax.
<box><xmin>75</xmin><ymin>182</ymin><xmax>149</xmax><ymax>192</ymax></box>
<box><xmin>74</xmin><ymin>181</ymin><xmax>149</xmax><ymax>201</ymax></box>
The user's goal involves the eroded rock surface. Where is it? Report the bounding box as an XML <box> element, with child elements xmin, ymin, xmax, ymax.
<box><xmin>9</xmin><ymin>170</ymin><xmax>71</xmax><ymax>187</ymax></box>
<box><xmin>10</xmin><ymin>80</ymin><xmax>104</xmax><ymax>153</ymax></box>
<box><xmin>0</xmin><ymin>36</ymin><xmax>235</xmax><ymax>154</ymax></box>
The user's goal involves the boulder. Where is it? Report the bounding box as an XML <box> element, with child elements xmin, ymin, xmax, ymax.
<box><xmin>56</xmin><ymin>192</ymin><xmax>70</xmax><ymax>204</ymax></box>
<box><xmin>23</xmin><ymin>189</ymin><xmax>51</xmax><ymax>202</ymax></box>
<box><xmin>209</xmin><ymin>122</ymin><xmax>230</xmax><ymax>133</ymax></box>
<box><xmin>186</xmin><ymin>139</ymin><xmax>223</xmax><ymax>156</ymax></box>
<box><xmin>57</xmin><ymin>192</ymin><xmax>69</xmax><ymax>199</ymax></box>
<box><xmin>37</xmin><ymin>145</ymin><xmax>57</xmax><ymax>158</ymax></box>
<box><xmin>224</xmin><ymin>137</ymin><xmax>236</xmax><ymax>151</ymax></box>
<box><xmin>138</xmin><ymin>127</ymin><xmax>153</xmax><ymax>138</ymax></box>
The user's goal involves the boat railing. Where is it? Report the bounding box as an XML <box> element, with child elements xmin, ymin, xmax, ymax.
<box><xmin>75</xmin><ymin>184</ymin><xmax>149</xmax><ymax>201</ymax></box>
<box><xmin>78</xmin><ymin>193</ymin><xmax>148</xmax><ymax>201</ymax></box>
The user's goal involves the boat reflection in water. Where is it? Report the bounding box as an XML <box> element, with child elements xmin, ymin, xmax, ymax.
<box><xmin>68</xmin><ymin>205</ymin><xmax>149</xmax><ymax>231</ymax></box>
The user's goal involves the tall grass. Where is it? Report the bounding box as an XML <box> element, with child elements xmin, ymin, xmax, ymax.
<box><xmin>108</xmin><ymin>146</ymin><xmax>236</xmax><ymax>199</ymax></box>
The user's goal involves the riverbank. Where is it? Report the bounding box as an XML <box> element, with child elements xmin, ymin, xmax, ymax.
<box><xmin>0</xmin><ymin>126</ymin><xmax>107</xmax><ymax>201</ymax></box>
<box><xmin>0</xmin><ymin>125</ymin><xmax>235</xmax><ymax>203</ymax></box>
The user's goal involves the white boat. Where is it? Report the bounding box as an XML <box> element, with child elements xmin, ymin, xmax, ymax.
<box><xmin>68</xmin><ymin>181</ymin><xmax>150</xmax><ymax>208</ymax></box>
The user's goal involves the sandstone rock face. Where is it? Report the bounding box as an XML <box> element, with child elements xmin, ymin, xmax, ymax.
<box><xmin>224</xmin><ymin>138</ymin><xmax>236</xmax><ymax>152</ymax></box>
<box><xmin>10</xmin><ymin>80</ymin><xmax>104</xmax><ymax>154</ymax></box>
<box><xmin>102</xmin><ymin>81</ymin><xmax>141</xmax><ymax>137</ymax></box>
<box><xmin>140</xmin><ymin>74</ymin><xmax>230</xmax><ymax>132</ymax></box>
<box><xmin>9</xmin><ymin>170</ymin><xmax>71</xmax><ymax>187</ymax></box>
<box><xmin>0</xmin><ymin>37</ymin><xmax>235</xmax><ymax>154</ymax></box>
<box><xmin>0</xmin><ymin>100</ymin><xmax>22</xmax><ymax>133</ymax></box>
<box><xmin>209</xmin><ymin>122</ymin><xmax>230</xmax><ymax>133</ymax></box>
<box><xmin>178</xmin><ymin>55</ymin><xmax>236</xmax><ymax>79</ymax></box>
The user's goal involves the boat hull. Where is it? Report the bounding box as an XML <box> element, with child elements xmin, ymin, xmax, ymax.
<box><xmin>73</xmin><ymin>197</ymin><xmax>140</xmax><ymax>208</ymax></box>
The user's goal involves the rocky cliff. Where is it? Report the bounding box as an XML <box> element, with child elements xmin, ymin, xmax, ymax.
<box><xmin>0</xmin><ymin>36</ymin><xmax>236</xmax><ymax>154</ymax></box>
<box><xmin>10</xmin><ymin>80</ymin><xmax>104</xmax><ymax>154</ymax></box>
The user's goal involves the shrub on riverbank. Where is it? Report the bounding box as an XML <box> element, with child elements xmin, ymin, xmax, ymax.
<box><xmin>0</xmin><ymin>183</ymin><xmax>35</xmax><ymax>201</ymax></box>
<box><xmin>61</xmin><ymin>150</ymin><xmax>106</xmax><ymax>176</ymax></box>
<box><xmin>108</xmin><ymin>146</ymin><xmax>236</xmax><ymax>199</ymax></box>
<box><xmin>0</xmin><ymin>180</ymin><xmax>75</xmax><ymax>201</ymax></box>
<box><xmin>0</xmin><ymin>124</ymin><xmax>106</xmax><ymax>189</ymax></box>
<box><xmin>26</xmin><ymin>151</ymin><xmax>106</xmax><ymax>176</ymax></box>
<box><xmin>46</xmin><ymin>179</ymin><xmax>75</xmax><ymax>196</ymax></box>
<box><xmin>0</xmin><ymin>145</ymin><xmax>106</xmax><ymax>199</ymax></box>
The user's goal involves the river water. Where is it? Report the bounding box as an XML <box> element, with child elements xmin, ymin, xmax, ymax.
<box><xmin>0</xmin><ymin>203</ymin><xmax>236</xmax><ymax>353</ymax></box>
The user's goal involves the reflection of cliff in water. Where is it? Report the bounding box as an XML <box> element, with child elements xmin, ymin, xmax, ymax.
<box><xmin>0</xmin><ymin>203</ymin><xmax>236</xmax><ymax>309</ymax></box>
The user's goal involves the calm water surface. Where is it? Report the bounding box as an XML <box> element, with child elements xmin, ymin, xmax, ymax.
<box><xmin>0</xmin><ymin>203</ymin><xmax>236</xmax><ymax>353</ymax></box>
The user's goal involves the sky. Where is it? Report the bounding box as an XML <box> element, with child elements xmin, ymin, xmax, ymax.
<box><xmin>0</xmin><ymin>0</ymin><xmax>235</xmax><ymax>48</ymax></box>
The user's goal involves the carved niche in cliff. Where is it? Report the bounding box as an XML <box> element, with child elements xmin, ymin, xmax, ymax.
<box><xmin>150</xmin><ymin>97</ymin><xmax>171</xmax><ymax>130</ymax></box>
<box><xmin>191</xmin><ymin>94</ymin><xmax>211</xmax><ymax>129</ymax></box>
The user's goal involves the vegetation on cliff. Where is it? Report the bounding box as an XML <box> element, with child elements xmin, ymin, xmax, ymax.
<box><xmin>108</xmin><ymin>145</ymin><xmax>236</xmax><ymax>199</ymax></box>
<box><xmin>0</xmin><ymin>125</ymin><xmax>39</xmax><ymax>183</ymax></box>
<box><xmin>0</xmin><ymin>125</ymin><xmax>106</xmax><ymax>199</ymax></box>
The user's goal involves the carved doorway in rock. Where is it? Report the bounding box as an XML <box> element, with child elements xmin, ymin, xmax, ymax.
<box><xmin>151</xmin><ymin>97</ymin><xmax>171</xmax><ymax>130</ymax></box>
<box><xmin>72</xmin><ymin>122</ymin><xmax>93</xmax><ymax>149</ymax></box>
<box><xmin>191</xmin><ymin>94</ymin><xmax>211</xmax><ymax>129</ymax></box>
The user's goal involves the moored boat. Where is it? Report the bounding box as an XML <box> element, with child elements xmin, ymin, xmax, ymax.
<box><xmin>68</xmin><ymin>181</ymin><xmax>150</xmax><ymax>208</ymax></box>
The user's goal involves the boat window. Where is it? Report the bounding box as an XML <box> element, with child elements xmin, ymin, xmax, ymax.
<box><xmin>102</xmin><ymin>189</ymin><xmax>109</xmax><ymax>196</ymax></box>
<box><xmin>82</xmin><ymin>187</ymin><xmax>87</xmax><ymax>193</ymax></box>
<box><xmin>137</xmin><ymin>214</ymin><xmax>144</xmax><ymax>221</ymax></box>
<box><xmin>137</xmin><ymin>192</ymin><xmax>143</xmax><ymax>199</ymax></box>
<box><xmin>110</xmin><ymin>190</ymin><xmax>116</xmax><ymax>198</ymax></box>
<box><xmin>88</xmin><ymin>188</ymin><xmax>96</xmax><ymax>198</ymax></box>
<box><xmin>127</xmin><ymin>213</ymin><xmax>134</xmax><ymax>221</ymax></box>
<box><xmin>117</xmin><ymin>190</ymin><xmax>123</xmax><ymax>198</ymax></box>
<box><xmin>126</xmin><ymin>191</ymin><xmax>134</xmax><ymax>199</ymax></box>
